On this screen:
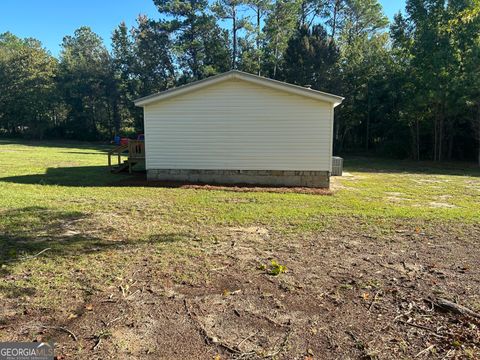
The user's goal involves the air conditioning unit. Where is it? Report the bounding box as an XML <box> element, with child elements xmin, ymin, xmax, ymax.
<box><xmin>332</xmin><ymin>157</ymin><xmax>343</xmax><ymax>176</ymax></box>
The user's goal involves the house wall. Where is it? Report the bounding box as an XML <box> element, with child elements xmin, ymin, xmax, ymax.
<box><xmin>143</xmin><ymin>79</ymin><xmax>334</xmax><ymax>187</ymax></box>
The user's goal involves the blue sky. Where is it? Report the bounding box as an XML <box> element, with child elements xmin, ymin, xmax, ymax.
<box><xmin>0</xmin><ymin>0</ymin><xmax>405</xmax><ymax>57</ymax></box>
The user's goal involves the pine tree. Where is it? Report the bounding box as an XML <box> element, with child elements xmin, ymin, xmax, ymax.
<box><xmin>245</xmin><ymin>0</ymin><xmax>272</xmax><ymax>75</ymax></box>
<box><xmin>59</xmin><ymin>27</ymin><xmax>112</xmax><ymax>140</ymax></box>
<box><xmin>212</xmin><ymin>0</ymin><xmax>250</xmax><ymax>69</ymax></box>
<box><xmin>132</xmin><ymin>16</ymin><xmax>175</xmax><ymax>95</ymax></box>
<box><xmin>153</xmin><ymin>0</ymin><xmax>230</xmax><ymax>80</ymax></box>
<box><xmin>283</xmin><ymin>25</ymin><xmax>339</xmax><ymax>90</ymax></box>
<box><xmin>0</xmin><ymin>33</ymin><xmax>57</xmax><ymax>138</ymax></box>
<box><xmin>263</xmin><ymin>0</ymin><xmax>302</xmax><ymax>78</ymax></box>
<box><xmin>111</xmin><ymin>22</ymin><xmax>136</xmax><ymax>135</ymax></box>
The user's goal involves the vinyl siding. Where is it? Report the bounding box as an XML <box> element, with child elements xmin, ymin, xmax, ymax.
<box><xmin>143</xmin><ymin>79</ymin><xmax>334</xmax><ymax>171</ymax></box>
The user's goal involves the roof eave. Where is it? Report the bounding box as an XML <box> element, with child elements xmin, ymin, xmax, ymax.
<box><xmin>134</xmin><ymin>70</ymin><xmax>344</xmax><ymax>107</ymax></box>
<box><xmin>134</xmin><ymin>72</ymin><xmax>235</xmax><ymax>107</ymax></box>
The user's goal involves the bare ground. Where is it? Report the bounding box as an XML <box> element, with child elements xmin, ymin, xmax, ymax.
<box><xmin>1</xmin><ymin>218</ymin><xmax>479</xmax><ymax>359</ymax></box>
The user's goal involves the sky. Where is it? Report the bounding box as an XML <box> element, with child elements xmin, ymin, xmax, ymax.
<box><xmin>0</xmin><ymin>0</ymin><xmax>406</xmax><ymax>57</ymax></box>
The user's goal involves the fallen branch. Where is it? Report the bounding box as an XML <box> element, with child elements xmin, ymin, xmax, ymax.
<box><xmin>263</xmin><ymin>326</ymin><xmax>292</xmax><ymax>358</ymax></box>
<box><xmin>126</xmin><ymin>289</ymin><xmax>140</xmax><ymax>300</ymax></box>
<box><xmin>41</xmin><ymin>325</ymin><xmax>78</xmax><ymax>341</ymax></box>
<box><xmin>431</xmin><ymin>298</ymin><xmax>480</xmax><ymax>319</ymax></box>
<box><xmin>183</xmin><ymin>299</ymin><xmax>241</xmax><ymax>354</ymax></box>
<box><xmin>210</xmin><ymin>265</ymin><xmax>229</xmax><ymax>272</ymax></box>
<box><xmin>237</xmin><ymin>331</ymin><xmax>258</xmax><ymax>349</ymax></box>
<box><xmin>183</xmin><ymin>299</ymin><xmax>290</xmax><ymax>358</ymax></box>
<box><xmin>105</xmin><ymin>315</ymin><xmax>126</xmax><ymax>327</ymax></box>
<box><xmin>368</xmin><ymin>291</ymin><xmax>381</xmax><ymax>311</ymax></box>
<box><xmin>346</xmin><ymin>330</ymin><xmax>373</xmax><ymax>359</ymax></box>
<box><xmin>347</xmin><ymin>330</ymin><xmax>365</xmax><ymax>350</ymax></box>
<box><xmin>92</xmin><ymin>337</ymin><xmax>102</xmax><ymax>351</ymax></box>
<box><xmin>5</xmin><ymin>248</ymin><xmax>51</xmax><ymax>263</ymax></box>
<box><xmin>397</xmin><ymin>320</ymin><xmax>446</xmax><ymax>339</ymax></box>
<box><xmin>393</xmin><ymin>310</ymin><xmax>412</xmax><ymax>322</ymax></box>
<box><xmin>240</xmin><ymin>309</ymin><xmax>288</xmax><ymax>328</ymax></box>
<box><xmin>415</xmin><ymin>344</ymin><xmax>434</xmax><ymax>358</ymax></box>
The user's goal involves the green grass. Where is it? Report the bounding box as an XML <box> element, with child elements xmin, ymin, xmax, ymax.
<box><xmin>0</xmin><ymin>139</ymin><xmax>479</xmax><ymax>311</ymax></box>
<box><xmin>1</xmin><ymin>139</ymin><xmax>479</xmax><ymax>225</ymax></box>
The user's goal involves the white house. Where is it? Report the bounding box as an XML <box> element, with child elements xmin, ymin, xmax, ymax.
<box><xmin>134</xmin><ymin>70</ymin><xmax>343</xmax><ymax>188</ymax></box>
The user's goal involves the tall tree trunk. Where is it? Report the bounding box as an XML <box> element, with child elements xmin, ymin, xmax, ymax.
<box><xmin>273</xmin><ymin>34</ymin><xmax>279</xmax><ymax>78</ymax></box>
<box><xmin>447</xmin><ymin>133</ymin><xmax>454</xmax><ymax>161</ymax></box>
<box><xmin>232</xmin><ymin>6</ymin><xmax>237</xmax><ymax>69</ymax></box>
<box><xmin>433</xmin><ymin>105</ymin><xmax>439</xmax><ymax>161</ymax></box>
<box><xmin>300</xmin><ymin>1</ymin><xmax>307</xmax><ymax>27</ymax></box>
<box><xmin>438</xmin><ymin>104</ymin><xmax>444</xmax><ymax>162</ymax></box>
<box><xmin>416</xmin><ymin>118</ymin><xmax>420</xmax><ymax>161</ymax></box>
<box><xmin>410</xmin><ymin>120</ymin><xmax>420</xmax><ymax>161</ymax></box>
<box><xmin>477</xmin><ymin>103</ymin><xmax>480</xmax><ymax>166</ymax></box>
<box><xmin>331</xmin><ymin>0</ymin><xmax>338</xmax><ymax>38</ymax></box>
<box><xmin>365</xmin><ymin>82</ymin><xmax>371</xmax><ymax>151</ymax></box>
<box><xmin>113</xmin><ymin>98</ymin><xmax>120</xmax><ymax>136</ymax></box>
<box><xmin>410</xmin><ymin>123</ymin><xmax>416</xmax><ymax>160</ymax></box>
<box><xmin>190</xmin><ymin>16</ymin><xmax>199</xmax><ymax>79</ymax></box>
<box><xmin>91</xmin><ymin>101</ymin><xmax>98</xmax><ymax>139</ymax></box>
<box><xmin>256</xmin><ymin>8</ymin><xmax>261</xmax><ymax>75</ymax></box>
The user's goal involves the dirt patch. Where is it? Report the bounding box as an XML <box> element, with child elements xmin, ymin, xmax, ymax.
<box><xmin>1</xmin><ymin>220</ymin><xmax>479</xmax><ymax>359</ymax></box>
<box><xmin>385</xmin><ymin>192</ymin><xmax>403</xmax><ymax>197</ymax></box>
<box><xmin>412</xmin><ymin>178</ymin><xmax>451</xmax><ymax>185</ymax></box>
<box><xmin>330</xmin><ymin>173</ymin><xmax>363</xmax><ymax>191</ymax></box>
<box><xmin>112</xmin><ymin>175</ymin><xmax>333</xmax><ymax>195</ymax></box>
<box><xmin>228</xmin><ymin>226</ymin><xmax>270</xmax><ymax>238</ymax></box>
<box><xmin>428</xmin><ymin>201</ymin><xmax>458</xmax><ymax>208</ymax></box>
<box><xmin>384</xmin><ymin>192</ymin><xmax>411</xmax><ymax>204</ymax></box>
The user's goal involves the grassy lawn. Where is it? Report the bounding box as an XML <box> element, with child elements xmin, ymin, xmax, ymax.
<box><xmin>0</xmin><ymin>139</ymin><xmax>479</xmax><ymax>359</ymax></box>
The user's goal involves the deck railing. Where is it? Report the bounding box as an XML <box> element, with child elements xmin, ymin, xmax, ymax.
<box><xmin>128</xmin><ymin>140</ymin><xmax>145</xmax><ymax>160</ymax></box>
<box><xmin>108</xmin><ymin>143</ymin><xmax>129</xmax><ymax>168</ymax></box>
<box><xmin>108</xmin><ymin>140</ymin><xmax>145</xmax><ymax>173</ymax></box>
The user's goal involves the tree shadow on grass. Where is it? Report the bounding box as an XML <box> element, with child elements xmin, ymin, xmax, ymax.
<box><xmin>0</xmin><ymin>166</ymin><xmax>135</xmax><ymax>187</ymax></box>
<box><xmin>147</xmin><ymin>233</ymin><xmax>196</xmax><ymax>244</ymax></box>
<box><xmin>0</xmin><ymin>139</ymin><xmax>111</xmax><ymax>151</ymax></box>
<box><xmin>0</xmin><ymin>207</ymin><xmax>118</xmax><ymax>270</ymax></box>
<box><xmin>0</xmin><ymin>206</ymin><xmax>188</xmax><ymax>299</ymax></box>
<box><xmin>344</xmin><ymin>156</ymin><xmax>480</xmax><ymax>177</ymax></box>
<box><xmin>2</xmin><ymin>160</ymin><xmax>478</xmax><ymax>190</ymax></box>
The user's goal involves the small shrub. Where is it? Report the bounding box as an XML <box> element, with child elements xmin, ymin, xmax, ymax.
<box><xmin>258</xmin><ymin>260</ymin><xmax>287</xmax><ymax>276</ymax></box>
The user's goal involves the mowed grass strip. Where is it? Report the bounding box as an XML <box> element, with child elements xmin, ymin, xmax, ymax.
<box><xmin>0</xmin><ymin>139</ymin><xmax>479</xmax><ymax>313</ymax></box>
<box><xmin>0</xmin><ymin>139</ymin><xmax>479</xmax><ymax>223</ymax></box>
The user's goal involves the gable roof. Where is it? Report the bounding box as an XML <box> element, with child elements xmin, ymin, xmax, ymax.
<box><xmin>134</xmin><ymin>70</ymin><xmax>344</xmax><ymax>107</ymax></box>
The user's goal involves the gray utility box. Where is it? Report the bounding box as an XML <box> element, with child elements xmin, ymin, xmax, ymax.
<box><xmin>332</xmin><ymin>157</ymin><xmax>344</xmax><ymax>176</ymax></box>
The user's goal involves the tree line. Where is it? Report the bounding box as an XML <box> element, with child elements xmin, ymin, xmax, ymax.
<box><xmin>0</xmin><ymin>0</ymin><xmax>479</xmax><ymax>162</ymax></box>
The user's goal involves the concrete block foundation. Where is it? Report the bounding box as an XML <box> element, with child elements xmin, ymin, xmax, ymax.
<box><xmin>147</xmin><ymin>169</ymin><xmax>330</xmax><ymax>188</ymax></box>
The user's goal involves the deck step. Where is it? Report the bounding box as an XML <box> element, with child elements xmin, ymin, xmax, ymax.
<box><xmin>111</xmin><ymin>161</ymin><xmax>130</xmax><ymax>173</ymax></box>
<box><xmin>108</xmin><ymin>140</ymin><xmax>145</xmax><ymax>174</ymax></box>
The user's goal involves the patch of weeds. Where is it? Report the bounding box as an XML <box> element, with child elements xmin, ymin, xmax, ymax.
<box><xmin>451</xmin><ymin>340</ymin><xmax>462</xmax><ymax>348</ymax></box>
<box><xmin>94</xmin><ymin>329</ymin><xmax>112</xmax><ymax>340</ymax></box>
<box><xmin>0</xmin><ymin>282</ymin><xmax>36</xmax><ymax>299</ymax></box>
<box><xmin>259</xmin><ymin>260</ymin><xmax>288</xmax><ymax>276</ymax></box>
<box><xmin>359</xmin><ymin>279</ymin><xmax>381</xmax><ymax>290</ymax></box>
<box><xmin>465</xmin><ymin>348</ymin><xmax>476</xmax><ymax>359</ymax></box>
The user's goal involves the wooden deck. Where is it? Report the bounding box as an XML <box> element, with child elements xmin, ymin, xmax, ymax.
<box><xmin>108</xmin><ymin>140</ymin><xmax>145</xmax><ymax>173</ymax></box>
